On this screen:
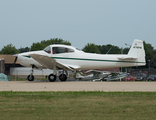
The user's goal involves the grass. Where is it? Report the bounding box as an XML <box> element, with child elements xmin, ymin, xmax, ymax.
<box><xmin>0</xmin><ymin>91</ymin><xmax>156</xmax><ymax>120</ymax></box>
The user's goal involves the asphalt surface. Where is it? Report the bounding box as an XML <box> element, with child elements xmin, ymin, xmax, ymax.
<box><xmin>0</xmin><ymin>81</ymin><xmax>156</xmax><ymax>91</ymax></box>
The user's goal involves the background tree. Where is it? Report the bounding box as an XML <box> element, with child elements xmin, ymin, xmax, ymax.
<box><xmin>18</xmin><ymin>47</ymin><xmax>30</xmax><ymax>53</ymax></box>
<box><xmin>109</xmin><ymin>46</ymin><xmax>121</xmax><ymax>54</ymax></box>
<box><xmin>97</xmin><ymin>44</ymin><xmax>110</xmax><ymax>54</ymax></box>
<box><xmin>150</xmin><ymin>55</ymin><xmax>156</xmax><ymax>69</ymax></box>
<box><xmin>83</xmin><ymin>43</ymin><xmax>101</xmax><ymax>53</ymax></box>
<box><xmin>97</xmin><ymin>44</ymin><xmax>121</xmax><ymax>54</ymax></box>
<box><xmin>143</xmin><ymin>41</ymin><xmax>154</xmax><ymax>68</ymax></box>
<box><xmin>30</xmin><ymin>42</ymin><xmax>45</xmax><ymax>51</ymax></box>
<box><xmin>149</xmin><ymin>48</ymin><xmax>156</xmax><ymax>69</ymax></box>
<box><xmin>122</xmin><ymin>47</ymin><xmax>130</xmax><ymax>54</ymax></box>
<box><xmin>0</xmin><ymin>44</ymin><xmax>18</xmax><ymax>54</ymax></box>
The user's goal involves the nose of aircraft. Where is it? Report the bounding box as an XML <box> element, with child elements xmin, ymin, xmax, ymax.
<box><xmin>13</xmin><ymin>53</ymin><xmax>29</xmax><ymax>66</ymax></box>
<box><xmin>13</xmin><ymin>53</ymin><xmax>25</xmax><ymax>64</ymax></box>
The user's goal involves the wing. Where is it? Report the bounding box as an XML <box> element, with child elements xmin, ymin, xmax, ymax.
<box><xmin>85</xmin><ymin>70</ymin><xmax>102</xmax><ymax>75</ymax></box>
<box><xmin>29</xmin><ymin>54</ymin><xmax>79</xmax><ymax>71</ymax></box>
<box><xmin>110</xmin><ymin>72</ymin><xmax>119</xmax><ymax>76</ymax></box>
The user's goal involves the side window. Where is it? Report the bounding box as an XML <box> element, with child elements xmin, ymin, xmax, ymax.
<box><xmin>44</xmin><ymin>46</ymin><xmax>51</xmax><ymax>54</ymax></box>
<box><xmin>64</xmin><ymin>47</ymin><xmax>75</xmax><ymax>53</ymax></box>
<box><xmin>68</xmin><ymin>48</ymin><xmax>74</xmax><ymax>52</ymax></box>
<box><xmin>52</xmin><ymin>47</ymin><xmax>74</xmax><ymax>54</ymax></box>
<box><xmin>52</xmin><ymin>47</ymin><xmax>59</xmax><ymax>54</ymax></box>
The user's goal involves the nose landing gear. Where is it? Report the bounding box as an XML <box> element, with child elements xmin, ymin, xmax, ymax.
<box><xmin>27</xmin><ymin>69</ymin><xmax>34</xmax><ymax>81</ymax></box>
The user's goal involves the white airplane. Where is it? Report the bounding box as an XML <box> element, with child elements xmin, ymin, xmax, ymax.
<box><xmin>76</xmin><ymin>70</ymin><xmax>109</xmax><ymax>81</ymax></box>
<box><xmin>14</xmin><ymin>39</ymin><xmax>146</xmax><ymax>82</ymax></box>
<box><xmin>103</xmin><ymin>72</ymin><xmax>129</xmax><ymax>81</ymax></box>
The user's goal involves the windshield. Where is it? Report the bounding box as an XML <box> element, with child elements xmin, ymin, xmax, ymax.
<box><xmin>44</xmin><ymin>46</ymin><xmax>51</xmax><ymax>54</ymax></box>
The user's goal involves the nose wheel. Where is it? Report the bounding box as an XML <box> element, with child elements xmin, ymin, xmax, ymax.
<box><xmin>27</xmin><ymin>68</ymin><xmax>34</xmax><ymax>81</ymax></box>
<box><xmin>27</xmin><ymin>75</ymin><xmax>34</xmax><ymax>81</ymax></box>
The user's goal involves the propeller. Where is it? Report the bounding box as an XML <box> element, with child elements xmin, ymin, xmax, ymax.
<box><xmin>13</xmin><ymin>54</ymin><xmax>19</xmax><ymax>64</ymax></box>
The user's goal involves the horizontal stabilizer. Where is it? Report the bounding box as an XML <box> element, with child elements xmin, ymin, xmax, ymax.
<box><xmin>117</xmin><ymin>56</ymin><xmax>137</xmax><ymax>60</ymax></box>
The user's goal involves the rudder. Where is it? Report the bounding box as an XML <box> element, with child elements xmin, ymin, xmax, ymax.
<box><xmin>128</xmin><ymin>39</ymin><xmax>146</xmax><ymax>66</ymax></box>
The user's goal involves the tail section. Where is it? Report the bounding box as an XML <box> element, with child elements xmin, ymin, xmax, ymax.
<box><xmin>128</xmin><ymin>39</ymin><xmax>146</xmax><ymax>66</ymax></box>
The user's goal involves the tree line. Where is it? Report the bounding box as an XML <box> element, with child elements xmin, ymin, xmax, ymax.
<box><xmin>0</xmin><ymin>38</ymin><xmax>156</xmax><ymax>69</ymax></box>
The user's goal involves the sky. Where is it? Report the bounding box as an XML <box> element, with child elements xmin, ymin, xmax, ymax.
<box><xmin>0</xmin><ymin>0</ymin><xmax>156</xmax><ymax>50</ymax></box>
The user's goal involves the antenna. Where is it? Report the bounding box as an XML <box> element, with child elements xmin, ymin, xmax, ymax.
<box><xmin>106</xmin><ymin>47</ymin><xmax>112</xmax><ymax>54</ymax></box>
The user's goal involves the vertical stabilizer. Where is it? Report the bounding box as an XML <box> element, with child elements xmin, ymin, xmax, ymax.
<box><xmin>128</xmin><ymin>39</ymin><xmax>146</xmax><ymax>66</ymax></box>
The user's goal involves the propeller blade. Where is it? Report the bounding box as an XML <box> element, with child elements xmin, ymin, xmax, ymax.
<box><xmin>13</xmin><ymin>54</ymin><xmax>19</xmax><ymax>64</ymax></box>
<box><xmin>14</xmin><ymin>57</ymin><xmax>17</xmax><ymax>64</ymax></box>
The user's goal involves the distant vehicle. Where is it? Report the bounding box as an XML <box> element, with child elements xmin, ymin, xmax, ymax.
<box><xmin>103</xmin><ymin>72</ymin><xmax>128</xmax><ymax>81</ymax></box>
<box><xmin>147</xmin><ymin>75</ymin><xmax>156</xmax><ymax>81</ymax></box>
<box><xmin>123</xmin><ymin>75</ymin><xmax>133</xmax><ymax>81</ymax></box>
<box><xmin>135</xmin><ymin>73</ymin><xmax>147</xmax><ymax>81</ymax></box>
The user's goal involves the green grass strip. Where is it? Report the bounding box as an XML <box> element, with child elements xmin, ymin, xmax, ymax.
<box><xmin>0</xmin><ymin>91</ymin><xmax>156</xmax><ymax>120</ymax></box>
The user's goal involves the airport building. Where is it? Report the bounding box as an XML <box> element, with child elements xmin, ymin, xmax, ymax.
<box><xmin>0</xmin><ymin>54</ymin><xmax>21</xmax><ymax>74</ymax></box>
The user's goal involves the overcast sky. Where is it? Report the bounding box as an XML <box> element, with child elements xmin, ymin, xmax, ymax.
<box><xmin>0</xmin><ymin>0</ymin><xmax>156</xmax><ymax>50</ymax></box>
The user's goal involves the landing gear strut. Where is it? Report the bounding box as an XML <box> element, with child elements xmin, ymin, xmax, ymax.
<box><xmin>27</xmin><ymin>69</ymin><xmax>34</xmax><ymax>81</ymax></box>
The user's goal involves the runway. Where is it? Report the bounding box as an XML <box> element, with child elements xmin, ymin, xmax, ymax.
<box><xmin>0</xmin><ymin>81</ymin><xmax>156</xmax><ymax>92</ymax></box>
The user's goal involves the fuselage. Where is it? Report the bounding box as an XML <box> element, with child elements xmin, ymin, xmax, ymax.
<box><xmin>17</xmin><ymin>44</ymin><xmax>143</xmax><ymax>70</ymax></box>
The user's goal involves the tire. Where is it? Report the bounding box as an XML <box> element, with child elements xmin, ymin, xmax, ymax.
<box><xmin>48</xmin><ymin>74</ymin><xmax>56</xmax><ymax>82</ymax></box>
<box><xmin>59</xmin><ymin>74</ymin><xmax>67</xmax><ymax>81</ymax></box>
<box><xmin>27</xmin><ymin>75</ymin><xmax>34</xmax><ymax>81</ymax></box>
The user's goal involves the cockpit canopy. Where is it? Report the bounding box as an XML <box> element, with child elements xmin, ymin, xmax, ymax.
<box><xmin>44</xmin><ymin>45</ymin><xmax>75</xmax><ymax>54</ymax></box>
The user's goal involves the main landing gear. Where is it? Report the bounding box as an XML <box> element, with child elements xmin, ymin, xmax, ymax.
<box><xmin>27</xmin><ymin>67</ymin><xmax>67</xmax><ymax>82</ymax></box>
<box><xmin>48</xmin><ymin>73</ymin><xmax>67</xmax><ymax>82</ymax></box>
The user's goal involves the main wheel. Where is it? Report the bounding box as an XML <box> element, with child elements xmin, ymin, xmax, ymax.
<box><xmin>48</xmin><ymin>74</ymin><xmax>56</xmax><ymax>82</ymax></box>
<box><xmin>27</xmin><ymin>75</ymin><xmax>34</xmax><ymax>81</ymax></box>
<box><xmin>59</xmin><ymin>74</ymin><xmax>67</xmax><ymax>81</ymax></box>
